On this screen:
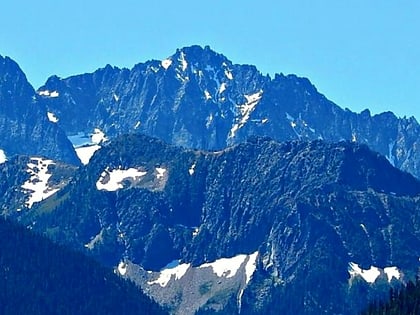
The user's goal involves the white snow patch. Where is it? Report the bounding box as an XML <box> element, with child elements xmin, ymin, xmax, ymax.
<box><xmin>113</xmin><ymin>93</ymin><xmax>119</xmax><ymax>102</ymax></box>
<box><xmin>134</xmin><ymin>121</ymin><xmax>141</xmax><ymax>129</ymax></box>
<box><xmin>47</xmin><ymin>112</ymin><xmax>59</xmax><ymax>123</ymax></box>
<box><xmin>290</xmin><ymin>121</ymin><xmax>297</xmax><ymax>128</ymax></box>
<box><xmin>189</xmin><ymin>163</ymin><xmax>196</xmax><ymax>175</ymax></box>
<box><xmin>384</xmin><ymin>266</ymin><xmax>400</xmax><ymax>282</ymax></box>
<box><xmin>204</xmin><ymin>90</ymin><xmax>212</xmax><ymax>100</ymax></box>
<box><xmin>96</xmin><ymin>167</ymin><xmax>147</xmax><ymax>191</ymax></box>
<box><xmin>156</xmin><ymin>167</ymin><xmax>167</xmax><ymax>179</ymax></box>
<box><xmin>179</xmin><ymin>51</ymin><xmax>188</xmax><ymax>71</ymax></box>
<box><xmin>224</xmin><ymin>69</ymin><xmax>233</xmax><ymax>80</ymax></box>
<box><xmin>38</xmin><ymin>90</ymin><xmax>59</xmax><ymax>98</ymax></box>
<box><xmin>199</xmin><ymin>254</ymin><xmax>247</xmax><ymax>278</ymax></box>
<box><xmin>261</xmin><ymin>118</ymin><xmax>268</xmax><ymax>124</ymax></box>
<box><xmin>118</xmin><ymin>261</ymin><xmax>127</xmax><ymax>276</ymax></box>
<box><xmin>75</xmin><ymin>145</ymin><xmax>101</xmax><ymax>165</ymax></box>
<box><xmin>387</xmin><ymin>142</ymin><xmax>396</xmax><ymax>166</ymax></box>
<box><xmin>192</xmin><ymin>227</ymin><xmax>199</xmax><ymax>237</ymax></box>
<box><xmin>245</xmin><ymin>251</ymin><xmax>258</xmax><ymax>284</ymax></box>
<box><xmin>161</xmin><ymin>59</ymin><xmax>172</xmax><ymax>69</ymax></box>
<box><xmin>219</xmin><ymin>82</ymin><xmax>227</xmax><ymax>94</ymax></box>
<box><xmin>91</xmin><ymin>128</ymin><xmax>108</xmax><ymax>144</ymax></box>
<box><xmin>21</xmin><ymin>157</ymin><xmax>60</xmax><ymax>208</ymax></box>
<box><xmin>148</xmin><ymin>263</ymin><xmax>190</xmax><ymax>287</ymax></box>
<box><xmin>351</xmin><ymin>132</ymin><xmax>357</xmax><ymax>143</ymax></box>
<box><xmin>206</xmin><ymin>114</ymin><xmax>214</xmax><ymax>128</ymax></box>
<box><xmin>0</xmin><ymin>149</ymin><xmax>6</xmax><ymax>164</ymax></box>
<box><xmin>348</xmin><ymin>262</ymin><xmax>381</xmax><ymax>283</ymax></box>
<box><xmin>229</xmin><ymin>90</ymin><xmax>263</xmax><ymax>138</ymax></box>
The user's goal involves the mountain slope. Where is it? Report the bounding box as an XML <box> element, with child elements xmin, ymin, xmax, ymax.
<box><xmin>18</xmin><ymin>134</ymin><xmax>420</xmax><ymax>315</ymax></box>
<box><xmin>0</xmin><ymin>216</ymin><xmax>166</xmax><ymax>315</ymax></box>
<box><xmin>0</xmin><ymin>55</ymin><xmax>79</xmax><ymax>165</ymax></box>
<box><xmin>37</xmin><ymin>45</ymin><xmax>420</xmax><ymax>178</ymax></box>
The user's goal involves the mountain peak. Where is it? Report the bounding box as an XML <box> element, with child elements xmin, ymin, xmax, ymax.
<box><xmin>0</xmin><ymin>54</ymin><xmax>34</xmax><ymax>98</ymax></box>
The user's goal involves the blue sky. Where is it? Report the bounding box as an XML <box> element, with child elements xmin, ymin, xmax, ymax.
<box><xmin>1</xmin><ymin>1</ymin><xmax>419</xmax><ymax>119</ymax></box>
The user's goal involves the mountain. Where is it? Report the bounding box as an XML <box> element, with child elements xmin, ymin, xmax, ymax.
<box><xmin>0</xmin><ymin>216</ymin><xmax>166</xmax><ymax>315</ymax></box>
<box><xmin>37</xmin><ymin>45</ymin><xmax>420</xmax><ymax>179</ymax></box>
<box><xmin>12</xmin><ymin>134</ymin><xmax>420</xmax><ymax>315</ymax></box>
<box><xmin>0</xmin><ymin>55</ymin><xmax>80</xmax><ymax>165</ymax></box>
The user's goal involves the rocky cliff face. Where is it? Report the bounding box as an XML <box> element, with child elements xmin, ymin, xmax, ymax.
<box><xmin>0</xmin><ymin>55</ymin><xmax>79</xmax><ymax>165</ymax></box>
<box><xmin>38</xmin><ymin>45</ymin><xmax>420</xmax><ymax>178</ymax></box>
<box><xmin>14</xmin><ymin>134</ymin><xmax>420</xmax><ymax>315</ymax></box>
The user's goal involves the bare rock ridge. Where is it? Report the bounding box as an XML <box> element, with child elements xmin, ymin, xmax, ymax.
<box><xmin>0</xmin><ymin>55</ymin><xmax>80</xmax><ymax>165</ymax></box>
<box><xmin>37</xmin><ymin>45</ymin><xmax>420</xmax><ymax>178</ymax></box>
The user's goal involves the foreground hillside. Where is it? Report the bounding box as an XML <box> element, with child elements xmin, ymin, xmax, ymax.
<box><xmin>0</xmin><ymin>216</ymin><xmax>166</xmax><ymax>315</ymax></box>
<box><xmin>361</xmin><ymin>280</ymin><xmax>420</xmax><ymax>315</ymax></box>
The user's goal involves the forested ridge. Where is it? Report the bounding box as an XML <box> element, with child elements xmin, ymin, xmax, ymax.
<box><xmin>0</xmin><ymin>217</ymin><xmax>166</xmax><ymax>315</ymax></box>
<box><xmin>362</xmin><ymin>280</ymin><xmax>420</xmax><ymax>315</ymax></box>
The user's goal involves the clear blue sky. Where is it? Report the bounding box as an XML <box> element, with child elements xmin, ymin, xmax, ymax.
<box><xmin>1</xmin><ymin>1</ymin><xmax>419</xmax><ymax>120</ymax></box>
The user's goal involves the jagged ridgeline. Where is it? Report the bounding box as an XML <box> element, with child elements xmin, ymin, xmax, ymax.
<box><xmin>0</xmin><ymin>55</ymin><xmax>79</xmax><ymax>165</ymax></box>
<box><xmin>12</xmin><ymin>134</ymin><xmax>420</xmax><ymax>315</ymax></box>
<box><xmin>1</xmin><ymin>45</ymin><xmax>420</xmax><ymax>315</ymax></box>
<box><xmin>0</xmin><ymin>216</ymin><xmax>166</xmax><ymax>315</ymax></box>
<box><xmin>35</xmin><ymin>45</ymin><xmax>420</xmax><ymax>179</ymax></box>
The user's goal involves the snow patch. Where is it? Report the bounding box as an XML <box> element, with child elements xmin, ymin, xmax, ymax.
<box><xmin>76</xmin><ymin>145</ymin><xmax>101</xmax><ymax>165</ymax></box>
<box><xmin>189</xmin><ymin>163</ymin><xmax>196</xmax><ymax>175</ymax></box>
<box><xmin>161</xmin><ymin>59</ymin><xmax>172</xmax><ymax>69</ymax></box>
<box><xmin>351</xmin><ymin>132</ymin><xmax>357</xmax><ymax>143</ymax></box>
<box><xmin>96</xmin><ymin>167</ymin><xmax>147</xmax><ymax>191</ymax></box>
<box><xmin>206</xmin><ymin>114</ymin><xmax>214</xmax><ymax>128</ymax></box>
<box><xmin>387</xmin><ymin>142</ymin><xmax>396</xmax><ymax>166</ymax></box>
<box><xmin>192</xmin><ymin>227</ymin><xmax>199</xmax><ymax>237</ymax></box>
<box><xmin>91</xmin><ymin>128</ymin><xmax>108</xmax><ymax>144</ymax></box>
<box><xmin>21</xmin><ymin>157</ymin><xmax>60</xmax><ymax>208</ymax></box>
<box><xmin>224</xmin><ymin>69</ymin><xmax>233</xmax><ymax>80</ymax></box>
<box><xmin>118</xmin><ymin>261</ymin><xmax>127</xmax><ymax>276</ymax></box>
<box><xmin>179</xmin><ymin>51</ymin><xmax>188</xmax><ymax>71</ymax></box>
<box><xmin>113</xmin><ymin>93</ymin><xmax>119</xmax><ymax>102</ymax></box>
<box><xmin>47</xmin><ymin>112</ymin><xmax>59</xmax><ymax>123</ymax></box>
<box><xmin>229</xmin><ymin>90</ymin><xmax>263</xmax><ymax>138</ymax></box>
<box><xmin>204</xmin><ymin>90</ymin><xmax>212</xmax><ymax>100</ymax></box>
<box><xmin>148</xmin><ymin>263</ymin><xmax>190</xmax><ymax>287</ymax></box>
<box><xmin>155</xmin><ymin>167</ymin><xmax>167</xmax><ymax>179</ymax></box>
<box><xmin>384</xmin><ymin>266</ymin><xmax>401</xmax><ymax>282</ymax></box>
<box><xmin>38</xmin><ymin>90</ymin><xmax>59</xmax><ymax>98</ymax></box>
<box><xmin>348</xmin><ymin>262</ymin><xmax>381</xmax><ymax>283</ymax></box>
<box><xmin>261</xmin><ymin>118</ymin><xmax>268</xmax><ymax>124</ymax></box>
<box><xmin>69</xmin><ymin>129</ymin><xmax>107</xmax><ymax>165</ymax></box>
<box><xmin>245</xmin><ymin>251</ymin><xmax>258</xmax><ymax>284</ymax></box>
<box><xmin>134</xmin><ymin>121</ymin><xmax>141</xmax><ymax>129</ymax></box>
<box><xmin>0</xmin><ymin>149</ymin><xmax>6</xmax><ymax>164</ymax></box>
<box><xmin>219</xmin><ymin>82</ymin><xmax>227</xmax><ymax>94</ymax></box>
<box><xmin>199</xmin><ymin>254</ymin><xmax>247</xmax><ymax>278</ymax></box>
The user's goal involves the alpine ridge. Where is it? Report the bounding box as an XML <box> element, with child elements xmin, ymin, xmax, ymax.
<box><xmin>37</xmin><ymin>45</ymin><xmax>420</xmax><ymax>179</ymax></box>
<box><xmin>1</xmin><ymin>46</ymin><xmax>420</xmax><ymax>315</ymax></box>
<box><xmin>0</xmin><ymin>55</ymin><xmax>80</xmax><ymax>165</ymax></box>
